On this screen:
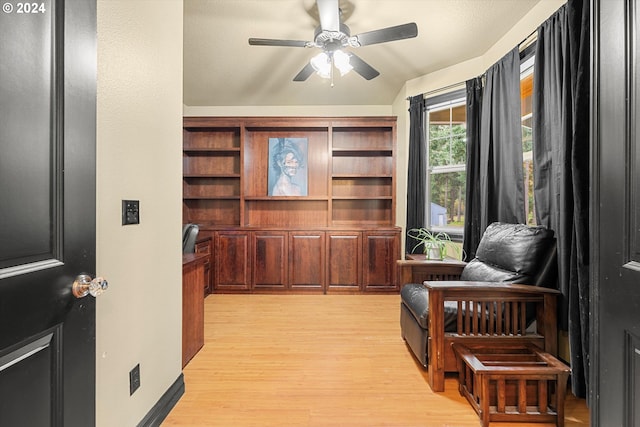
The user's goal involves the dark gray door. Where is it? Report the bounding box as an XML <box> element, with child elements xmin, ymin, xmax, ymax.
<box><xmin>0</xmin><ymin>0</ymin><xmax>97</xmax><ymax>426</ymax></box>
<box><xmin>593</xmin><ymin>0</ymin><xmax>640</xmax><ymax>425</ymax></box>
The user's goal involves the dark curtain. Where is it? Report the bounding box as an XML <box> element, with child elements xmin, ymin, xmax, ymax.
<box><xmin>479</xmin><ymin>47</ymin><xmax>526</xmax><ymax>232</ymax></box>
<box><xmin>532</xmin><ymin>0</ymin><xmax>590</xmax><ymax>398</ymax></box>
<box><xmin>405</xmin><ymin>95</ymin><xmax>426</xmax><ymax>254</ymax></box>
<box><xmin>462</xmin><ymin>77</ymin><xmax>483</xmax><ymax>261</ymax></box>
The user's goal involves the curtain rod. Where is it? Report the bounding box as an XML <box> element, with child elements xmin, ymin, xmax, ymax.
<box><xmin>519</xmin><ymin>28</ymin><xmax>538</xmax><ymax>52</ymax></box>
<box><xmin>406</xmin><ymin>28</ymin><xmax>539</xmax><ymax>102</ymax></box>
<box><xmin>406</xmin><ymin>81</ymin><xmax>465</xmax><ymax>101</ymax></box>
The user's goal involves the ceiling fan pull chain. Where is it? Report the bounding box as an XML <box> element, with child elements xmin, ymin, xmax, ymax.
<box><xmin>330</xmin><ymin>54</ymin><xmax>335</xmax><ymax>88</ymax></box>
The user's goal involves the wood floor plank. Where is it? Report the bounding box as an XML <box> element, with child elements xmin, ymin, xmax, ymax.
<box><xmin>162</xmin><ymin>294</ymin><xmax>589</xmax><ymax>427</ymax></box>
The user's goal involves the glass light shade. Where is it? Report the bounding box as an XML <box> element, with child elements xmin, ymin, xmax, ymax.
<box><xmin>333</xmin><ymin>50</ymin><xmax>353</xmax><ymax>76</ymax></box>
<box><xmin>310</xmin><ymin>52</ymin><xmax>331</xmax><ymax>78</ymax></box>
<box><xmin>310</xmin><ymin>50</ymin><xmax>352</xmax><ymax>79</ymax></box>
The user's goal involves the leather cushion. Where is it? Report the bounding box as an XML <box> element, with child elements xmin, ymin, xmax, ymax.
<box><xmin>461</xmin><ymin>222</ymin><xmax>555</xmax><ymax>282</ymax></box>
<box><xmin>400</xmin><ymin>283</ymin><xmax>459</xmax><ymax>331</ymax></box>
<box><xmin>460</xmin><ymin>258</ymin><xmax>526</xmax><ymax>282</ymax></box>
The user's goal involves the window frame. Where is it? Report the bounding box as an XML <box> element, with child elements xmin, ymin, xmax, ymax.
<box><xmin>521</xmin><ymin>48</ymin><xmax>536</xmax><ymax>225</ymax></box>
<box><xmin>423</xmin><ymin>88</ymin><xmax>467</xmax><ymax>242</ymax></box>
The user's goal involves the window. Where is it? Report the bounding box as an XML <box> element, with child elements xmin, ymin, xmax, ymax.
<box><xmin>425</xmin><ymin>90</ymin><xmax>467</xmax><ymax>239</ymax></box>
<box><xmin>423</xmin><ymin>51</ymin><xmax>533</xmax><ymax>240</ymax></box>
<box><xmin>521</xmin><ymin>54</ymin><xmax>536</xmax><ymax>225</ymax></box>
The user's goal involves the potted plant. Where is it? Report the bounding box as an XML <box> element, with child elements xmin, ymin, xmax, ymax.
<box><xmin>407</xmin><ymin>228</ymin><xmax>459</xmax><ymax>260</ymax></box>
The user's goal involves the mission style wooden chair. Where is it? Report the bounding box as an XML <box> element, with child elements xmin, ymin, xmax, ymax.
<box><xmin>398</xmin><ymin>222</ymin><xmax>560</xmax><ymax>392</ymax></box>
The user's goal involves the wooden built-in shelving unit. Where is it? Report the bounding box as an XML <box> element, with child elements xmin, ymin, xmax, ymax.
<box><xmin>183</xmin><ymin>116</ymin><xmax>400</xmax><ymax>293</ymax></box>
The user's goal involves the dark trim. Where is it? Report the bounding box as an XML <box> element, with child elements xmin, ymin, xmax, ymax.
<box><xmin>624</xmin><ymin>330</ymin><xmax>640</xmax><ymax>426</ymax></box>
<box><xmin>52</xmin><ymin>0</ymin><xmax>64</xmax><ymax>262</ymax></box>
<box><xmin>589</xmin><ymin>0</ymin><xmax>600</xmax><ymax>419</ymax></box>
<box><xmin>137</xmin><ymin>373</ymin><xmax>185</xmax><ymax>427</ymax></box>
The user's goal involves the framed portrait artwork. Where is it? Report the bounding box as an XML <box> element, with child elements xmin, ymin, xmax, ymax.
<box><xmin>267</xmin><ymin>137</ymin><xmax>308</xmax><ymax>196</ymax></box>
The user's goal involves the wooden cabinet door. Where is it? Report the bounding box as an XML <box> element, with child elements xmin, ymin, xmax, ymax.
<box><xmin>363</xmin><ymin>230</ymin><xmax>400</xmax><ymax>291</ymax></box>
<box><xmin>289</xmin><ymin>232</ymin><xmax>325</xmax><ymax>292</ymax></box>
<box><xmin>253</xmin><ymin>231</ymin><xmax>288</xmax><ymax>290</ymax></box>
<box><xmin>326</xmin><ymin>232</ymin><xmax>362</xmax><ymax>292</ymax></box>
<box><xmin>214</xmin><ymin>231</ymin><xmax>251</xmax><ymax>291</ymax></box>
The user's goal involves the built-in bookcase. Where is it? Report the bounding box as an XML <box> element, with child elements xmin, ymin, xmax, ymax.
<box><xmin>331</xmin><ymin>125</ymin><xmax>394</xmax><ymax>225</ymax></box>
<box><xmin>183</xmin><ymin>116</ymin><xmax>400</xmax><ymax>293</ymax></box>
<box><xmin>183</xmin><ymin>117</ymin><xmax>396</xmax><ymax>227</ymax></box>
<box><xmin>183</xmin><ymin>126</ymin><xmax>241</xmax><ymax>226</ymax></box>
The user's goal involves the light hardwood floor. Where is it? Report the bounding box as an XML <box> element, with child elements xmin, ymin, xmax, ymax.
<box><xmin>162</xmin><ymin>294</ymin><xmax>589</xmax><ymax>427</ymax></box>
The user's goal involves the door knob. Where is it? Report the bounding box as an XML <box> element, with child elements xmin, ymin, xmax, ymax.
<box><xmin>72</xmin><ymin>274</ymin><xmax>108</xmax><ymax>298</ymax></box>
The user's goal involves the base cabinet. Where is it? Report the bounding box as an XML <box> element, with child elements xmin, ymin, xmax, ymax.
<box><xmin>210</xmin><ymin>227</ymin><xmax>399</xmax><ymax>293</ymax></box>
<box><xmin>327</xmin><ymin>232</ymin><xmax>362</xmax><ymax>292</ymax></box>
<box><xmin>289</xmin><ymin>232</ymin><xmax>325</xmax><ymax>291</ymax></box>
<box><xmin>363</xmin><ymin>231</ymin><xmax>400</xmax><ymax>291</ymax></box>
<box><xmin>253</xmin><ymin>231</ymin><xmax>287</xmax><ymax>291</ymax></box>
<box><xmin>214</xmin><ymin>231</ymin><xmax>251</xmax><ymax>291</ymax></box>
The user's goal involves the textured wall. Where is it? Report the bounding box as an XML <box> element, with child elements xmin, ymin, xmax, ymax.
<box><xmin>96</xmin><ymin>1</ymin><xmax>183</xmax><ymax>425</ymax></box>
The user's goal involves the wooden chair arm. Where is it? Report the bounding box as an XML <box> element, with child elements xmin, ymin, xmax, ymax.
<box><xmin>397</xmin><ymin>259</ymin><xmax>466</xmax><ymax>288</ymax></box>
<box><xmin>423</xmin><ymin>280</ymin><xmax>561</xmax><ymax>295</ymax></box>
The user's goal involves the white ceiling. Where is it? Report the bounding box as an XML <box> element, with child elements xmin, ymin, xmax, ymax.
<box><xmin>183</xmin><ymin>0</ymin><xmax>542</xmax><ymax>107</ymax></box>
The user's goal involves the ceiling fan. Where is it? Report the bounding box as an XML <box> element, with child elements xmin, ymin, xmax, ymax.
<box><xmin>248</xmin><ymin>0</ymin><xmax>418</xmax><ymax>84</ymax></box>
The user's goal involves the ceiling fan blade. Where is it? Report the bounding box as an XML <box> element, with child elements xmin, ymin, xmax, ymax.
<box><xmin>293</xmin><ymin>62</ymin><xmax>315</xmax><ymax>81</ymax></box>
<box><xmin>354</xmin><ymin>22</ymin><xmax>418</xmax><ymax>46</ymax></box>
<box><xmin>248</xmin><ymin>38</ymin><xmax>308</xmax><ymax>48</ymax></box>
<box><xmin>348</xmin><ymin>53</ymin><xmax>380</xmax><ymax>80</ymax></box>
<box><xmin>317</xmin><ymin>0</ymin><xmax>340</xmax><ymax>32</ymax></box>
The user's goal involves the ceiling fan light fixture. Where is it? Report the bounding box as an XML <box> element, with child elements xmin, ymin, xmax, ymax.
<box><xmin>333</xmin><ymin>50</ymin><xmax>353</xmax><ymax>76</ymax></box>
<box><xmin>310</xmin><ymin>51</ymin><xmax>331</xmax><ymax>78</ymax></box>
<box><xmin>310</xmin><ymin>50</ymin><xmax>352</xmax><ymax>79</ymax></box>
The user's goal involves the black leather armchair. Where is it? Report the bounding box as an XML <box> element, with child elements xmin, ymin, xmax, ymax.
<box><xmin>399</xmin><ymin>222</ymin><xmax>559</xmax><ymax>391</ymax></box>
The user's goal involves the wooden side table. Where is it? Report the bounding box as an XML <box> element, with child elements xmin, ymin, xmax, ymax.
<box><xmin>452</xmin><ymin>343</ymin><xmax>570</xmax><ymax>427</ymax></box>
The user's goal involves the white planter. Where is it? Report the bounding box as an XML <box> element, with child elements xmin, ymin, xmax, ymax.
<box><xmin>424</xmin><ymin>243</ymin><xmax>444</xmax><ymax>260</ymax></box>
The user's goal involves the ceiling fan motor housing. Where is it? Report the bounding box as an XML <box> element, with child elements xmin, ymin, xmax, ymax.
<box><xmin>314</xmin><ymin>23</ymin><xmax>354</xmax><ymax>51</ymax></box>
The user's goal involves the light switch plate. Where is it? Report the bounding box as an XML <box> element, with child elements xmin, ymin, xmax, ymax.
<box><xmin>122</xmin><ymin>200</ymin><xmax>140</xmax><ymax>225</ymax></box>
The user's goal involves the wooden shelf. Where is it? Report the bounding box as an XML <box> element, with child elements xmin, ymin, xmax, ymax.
<box><xmin>184</xmin><ymin>147</ymin><xmax>240</xmax><ymax>153</ymax></box>
<box><xmin>332</xmin><ymin>148</ymin><xmax>393</xmax><ymax>155</ymax></box>
<box><xmin>244</xmin><ymin>196</ymin><xmax>329</xmax><ymax>201</ymax></box>
<box><xmin>183</xmin><ymin>196</ymin><xmax>240</xmax><ymax>200</ymax></box>
<box><xmin>332</xmin><ymin>198</ymin><xmax>393</xmax><ymax>225</ymax></box>
<box><xmin>183</xmin><ymin>174</ymin><xmax>240</xmax><ymax>178</ymax></box>
<box><xmin>331</xmin><ymin>174</ymin><xmax>392</xmax><ymax>178</ymax></box>
<box><xmin>332</xmin><ymin>196</ymin><xmax>393</xmax><ymax>200</ymax></box>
